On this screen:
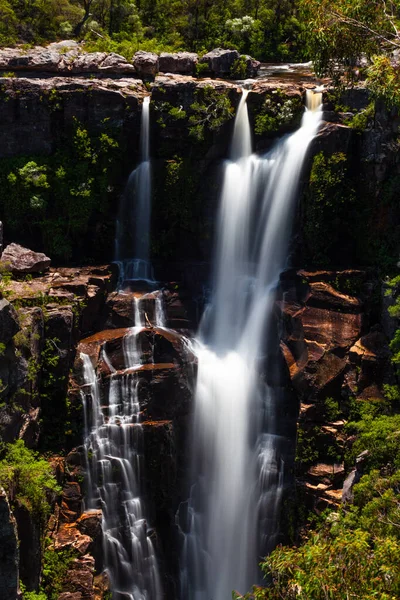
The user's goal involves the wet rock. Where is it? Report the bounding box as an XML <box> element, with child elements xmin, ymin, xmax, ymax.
<box><xmin>159</xmin><ymin>52</ymin><xmax>198</xmax><ymax>75</ymax></box>
<box><xmin>76</xmin><ymin>511</ymin><xmax>102</xmax><ymax>540</ymax></box>
<box><xmin>105</xmin><ymin>292</ymin><xmax>139</xmax><ymax>328</ymax></box>
<box><xmin>0</xmin><ymin>489</ymin><xmax>19</xmax><ymax>600</ymax></box>
<box><xmin>1</xmin><ymin>243</ymin><xmax>51</xmax><ymax>274</ymax></box>
<box><xmin>133</xmin><ymin>51</ymin><xmax>159</xmax><ymax>78</ymax></box>
<box><xmin>200</xmin><ymin>48</ymin><xmax>240</xmax><ymax>77</ymax></box>
<box><xmin>78</xmin><ymin>326</ymin><xmax>194</xmax><ymax>374</ymax></box>
<box><xmin>143</xmin><ymin>421</ymin><xmax>176</xmax><ymax>512</ymax></box>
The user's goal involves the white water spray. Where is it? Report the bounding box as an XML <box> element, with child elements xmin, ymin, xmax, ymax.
<box><xmin>181</xmin><ymin>88</ymin><xmax>323</xmax><ymax>599</ymax></box>
<box><xmin>116</xmin><ymin>96</ymin><xmax>153</xmax><ymax>283</ymax></box>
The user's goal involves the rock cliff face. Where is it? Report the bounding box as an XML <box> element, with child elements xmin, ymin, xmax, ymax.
<box><xmin>279</xmin><ymin>269</ymin><xmax>395</xmax><ymax>512</ymax></box>
<box><xmin>0</xmin><ymin>489</ymin><xmax>19</xmax><ymax>600</ymax></box>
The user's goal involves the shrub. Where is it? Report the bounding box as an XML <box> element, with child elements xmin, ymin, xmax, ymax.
<box><xmin>0</xmin><ymin>440</ymin><xmax>60</xmax><ymax>521</ymax></box>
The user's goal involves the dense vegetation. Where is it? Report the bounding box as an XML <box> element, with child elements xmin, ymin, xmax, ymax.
<box><xmin>0</xmin><ymin>0</ymin><xmax>306</xmax><ymax>61</ymax></box>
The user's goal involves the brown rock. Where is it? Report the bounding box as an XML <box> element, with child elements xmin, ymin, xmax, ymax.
<box><xmin>77</xmin><ymin>511</ymin><xmax>102</xmax><ymax>540</ymax></box>
<box><xmin>1</xmin><ymin>243</ymin><xmax>51</xmax><ymax>274</ymax></box>
<box><xmin>54</xmin><ymin>525</ymin><xmax>92</xmax><ymax>555</ymax></box>
<box><xmin>302</xmin><ymin>306</ymin><xmax>362</xmax><ymax>352</ymax></box>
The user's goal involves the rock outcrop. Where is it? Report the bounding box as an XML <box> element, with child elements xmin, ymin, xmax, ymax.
<box><xmin>1</xmin><ymin>243</ymin><xmax>51</xmax><ymax>274</ymax></box>
<box><xmin>133</xmin><ymin>50</ymin><xmax>159</xmax><ymax>78</ymax></box>
<box><xmin>0</xmin><ymin>489</ymin><xmax>19</xmax><ymax>600</ymax></box>
<box><xmin>0</xmin><ymin>43</ymin><xmax>260</xmax><ymax>80</ymax></box>
<box><xmin>159</xmin><ymin>52</ymin><xmax>198</xmax><ymax>75</ymax></box>
<box><xmin>200</xmin><ymin>48</ymin><xmax>240</xmax><ymax>76</ymax></box>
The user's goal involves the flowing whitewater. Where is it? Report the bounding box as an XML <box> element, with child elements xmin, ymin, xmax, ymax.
<box><xmin>181</xmin><ymin>88</ymin><xmax>323</xmax><ymax>599</ymax></box>
<box><xmin>80</xmin><ymin>297</ymin><xmax>166</xmax><ymax>600</ymax></box>
<box><xmin>116</xmin><ymin>95</ymin><xmax>153</xmax><ymax>283</ymax></box>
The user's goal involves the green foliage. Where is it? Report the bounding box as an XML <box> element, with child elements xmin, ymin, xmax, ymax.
<box><xmin>0</xmin><ymin>0</ymin><xmax>307</xmax><ymax>62</ymax></box>
<box><xmin>230</xmin><ymin>55</ymin><xmax>248</xmax><ymax>79</ymax></box>
<box><xmin>298</xmin><ymin>0</ymin><xmax>394</xmax><ymax>79</ymax></box>
<box><xmin>295</xmin><ymin>421</ymin><xmax>343</xmax><ymax>473</ymax></box>
<box><xmin>0</xmin><ymin>440</ymin><xmax>60</xmax><ymax>521</ymax></box>
<box><xmin>386</xmin><ymin>275</ymin><xmax>400</xmax><ymax>318</ymax></box>
<box><xmin>188</xmin><ymin>86</ymin><xmax>234</xmax><ymax>141</ymax></box>
<box><xmin>255</xmin><ymin>92</ymin><xmax>303</xmax><ymax>135</ymax></box>
<box><xmin>367</xmin><ymin>55</ymin><xmax>400</xmax><ymax>109</ymax></box>
<box><xmin>345</xmin><ymin>101</ymin><xmax>375</xmax><ymax>132</ymax></box>
<box><xmin>237</xmin><ymin>469</ymin><xmax>400</xmax><ymax>600</ymax></box>
<box><xmin>346</xmin><ymin>414</ymin><xmax>400</xmax><ymax>471</ymax></box>
<box><xmin>0</xmin><ymin>117</ymin><xmax>121</xmax><ymax>261</ymax></box>
<box><xmin>40</xmin><ymin>544</ymin><xmax>76</xmax><ymax>600</ymax></box>
<box><xmin>304</xmin><ymin>151</ymin><xmax>357</xmax><ymax>265</ymax></box>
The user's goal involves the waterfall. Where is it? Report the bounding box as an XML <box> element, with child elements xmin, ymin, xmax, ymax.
<box><xmin>116</xmin><ymin>95</ymin><xmax>153</xmax><ymax>284</ymax></box>
<box><xmin>181</xmin><ymin>88</ymin><xmax>323</xmax><ymax>599</ymax></box>
<box><xmin>80</xmin><ymin>337</ymin><xmax>162</xmax><ymax>599</ymax></box>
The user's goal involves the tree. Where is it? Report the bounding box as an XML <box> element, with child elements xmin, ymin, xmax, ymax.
<box><xmin>299</xmin><ymin>0</ymin><xmax>400</xmax><ymax>77</ymax></box>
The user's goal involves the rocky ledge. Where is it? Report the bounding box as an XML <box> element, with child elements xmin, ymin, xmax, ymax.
<box><xmin>0</xmin><ymin>42</ymin><xmax>260</xmax><ymax>79</ymax></box>
<box><xmin>278</xmin><ymin>269</ymin><xmax>394</xmax><ymax>511</ymax></box>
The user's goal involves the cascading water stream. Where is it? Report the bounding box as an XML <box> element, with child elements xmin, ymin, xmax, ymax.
<box><xmin>80</xmin><ymin>295</ymin><xmax>165</xmax><ymax>600</ymax></box>
<box><xmin>116</xmin><ymin>95</ymin><xmax>153</xmax><ymax>283</ymax></box>
<box><xmin>181</xmin><ymin>88</ymin><xmax>323</xmax><ymax>599</ymax></box>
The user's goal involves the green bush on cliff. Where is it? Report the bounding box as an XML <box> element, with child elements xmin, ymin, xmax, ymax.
<box><xmin>189</xmin><ymin>86</ymin><xmax>235</xmax><ymax>141</ymax></box>
<box><xmin>0</xmin><ymin>440</ymin><xmax>60</xmax><ymax>521</ymax></box>
<box><xmin>255</xmin><ymin>93</ymin><xmax>302</xmax><ymax>135</ymax></box>
<box><xmin>303</xmin><ymin>151</ymin><xmax>357</xmax><ymax>265</ymax></box>
<box><xmin>0</xmin><ymin>117</ymin><xmax>121</xmax><ymax>261</ymax></box>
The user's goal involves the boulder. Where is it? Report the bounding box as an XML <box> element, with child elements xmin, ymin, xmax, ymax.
<box><xmin>0</xmin><ymin>47</ymin><xmax>61</xmax><ymax>72</ymax></box>
<box><xmin>71</xmin><ymin>52</ymin><xmax>108</xmax><ymax>72</ymax></box>
<box><xmin>133</xmin><ymin>51</ymin><xmax>159</xmax><ymax>78</ymax></box>
<box><xmin>99</xmin><ymin>52</ymin><xmax>136</xmax><ymax>74</ymax></box>
<box><xmin>159</xmin><ymin>52</ymin><xmax>198</xmax><ymax>75</ymax></box>
<box><xmin>1</xmin><ymin>243</ymin><xmax>51</xmax><ymax>274</ymax></box>
<box><xmin>199</xmin><ymin>48</ymin><xmax>240</xmax><ymax>77</ymax></box>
